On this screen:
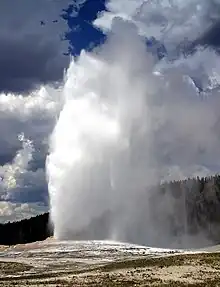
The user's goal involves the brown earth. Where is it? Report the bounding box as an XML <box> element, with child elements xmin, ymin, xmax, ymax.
<box><xmin>0</xmin><ymin>245</ymin><xmax>220</xmax><ymax>286</ymax></box>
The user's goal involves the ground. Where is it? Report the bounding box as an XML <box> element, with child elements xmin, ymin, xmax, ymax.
<box><xmin>0</xmin><ymin>238</ymin><xmax>220</xmax><ymax>286</ymax></box>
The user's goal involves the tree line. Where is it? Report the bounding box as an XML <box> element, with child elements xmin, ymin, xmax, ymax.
<box><xmin>148</xmin><ymin>174</ymin><xmax>220</xmax><ymax>244</ymax></box>
<box><xmin>1</xmin><ymin>174</ymin><xmax>220</xmax><ymax>246</ymax></box>
<box><xmin>0</xmin><ymin>213</ymin><xmax>51</xmax><ymax>245</ymax></box>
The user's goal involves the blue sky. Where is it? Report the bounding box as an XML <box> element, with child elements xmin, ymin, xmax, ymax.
<box><xmin>62</xmin><ymin>0</ymin><xmax>107</xmax><ymax>55</ymax></box>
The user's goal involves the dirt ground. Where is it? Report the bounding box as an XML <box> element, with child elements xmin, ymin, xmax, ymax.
<box><xmin>0</xmin><ymin>240</ymin><xmax>220</xmax><ymax>286</ymax></box>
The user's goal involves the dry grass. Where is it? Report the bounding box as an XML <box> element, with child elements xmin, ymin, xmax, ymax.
<box><xmin>0</xmin><ymin>261</ymin><xmax>33</xmax><ymax>275</ymax></box>
<box><xmin>0</xmin><ymin>252</ymin><xmax>220</xmax><ymax>286</ymax></box>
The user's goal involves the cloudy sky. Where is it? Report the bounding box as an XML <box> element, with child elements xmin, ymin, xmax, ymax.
<box><xmin>0</xmin><ymin>0</ymin><xmax>108</xmax><ymax>223</ymax></box>
<box><xmin>1</xmin><ymin>0</ymin><xmax>220</xmax><ymax>223</ymax></box>
<box><xmin>0</xmin><ymin>0</ymin><xmax>72</xmax><ymax>222</ymax></box>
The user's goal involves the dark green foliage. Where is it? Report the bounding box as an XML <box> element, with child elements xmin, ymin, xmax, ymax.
<box><xmin>148</xmin><ymin>174</ymin><xmax>220</xmax><ymax>244</ymax></box>
<box><xmin>0</xmin><ymin>213</ymin><xmax>51</xmax><ymax>245</ymax></box>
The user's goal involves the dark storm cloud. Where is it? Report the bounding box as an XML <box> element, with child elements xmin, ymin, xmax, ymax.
<box><xmin>0</xmin><ymin>36</ymin><xmax>68</xmax><ymax>93</ymax></box>
<box><xmin>0</xmin><ymin>0</ymin><xmax>72</xmax><ymax>93</ymax></box>
<box><xmin>193</xmin><ymin>20</ymin><xmax>220</xmax><ymax>49</ymax></box>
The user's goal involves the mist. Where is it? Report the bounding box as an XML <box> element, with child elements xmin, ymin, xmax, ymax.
<box><xmin>46</xmin><ymin>5</ymin><xmax>220</xmax><ymax>248</ymax></box>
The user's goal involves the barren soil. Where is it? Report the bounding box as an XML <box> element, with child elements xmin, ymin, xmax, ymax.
<box><xmin>0</xmin><ymin>239</ymin><xmax>220</xmax><ymax>286</ymax></box>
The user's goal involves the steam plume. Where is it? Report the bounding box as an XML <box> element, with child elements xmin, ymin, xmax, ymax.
<box><xmin>47</xmin><ymin>6</ymin><xmax>220</xmax><ymax>248</ymax></box>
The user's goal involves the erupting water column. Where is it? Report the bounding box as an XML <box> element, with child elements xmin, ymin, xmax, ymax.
<box><xmin>46</xmin><ymin>20</ymin><xmax>157</xmax><ymax>240</ymax></box>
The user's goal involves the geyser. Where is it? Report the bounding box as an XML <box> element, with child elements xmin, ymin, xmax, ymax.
<box><xmin>46</xmin><ymin>14</ymin><xmax>220</xmax><ymax>248</ymax></box>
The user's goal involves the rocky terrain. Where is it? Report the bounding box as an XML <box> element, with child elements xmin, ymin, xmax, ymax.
<box><xmin>0</xmin><ymin>238</ymin><xmax>220</xmax><ymax>286</ymax></box>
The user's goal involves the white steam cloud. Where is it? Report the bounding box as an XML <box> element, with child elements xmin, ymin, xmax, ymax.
<box><xmin>46</xmin><ymin>0</ymin><xmax>220</xmax><ymax>249</ymax></box>
<box><xmin>0</xmin><ymin>87</ymin><xmax>61</xmax><ymax>222</ymax></box>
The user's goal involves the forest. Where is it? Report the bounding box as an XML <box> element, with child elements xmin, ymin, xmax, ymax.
<box><xmin>0</xmin><ymin>212</ymin><xmax>51</xmax><ymax>245</ymax></box>
<box><xmin>1</xmin><ymin>174</ymin><xmax>220</xmax><ymax>246</ymax></box>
